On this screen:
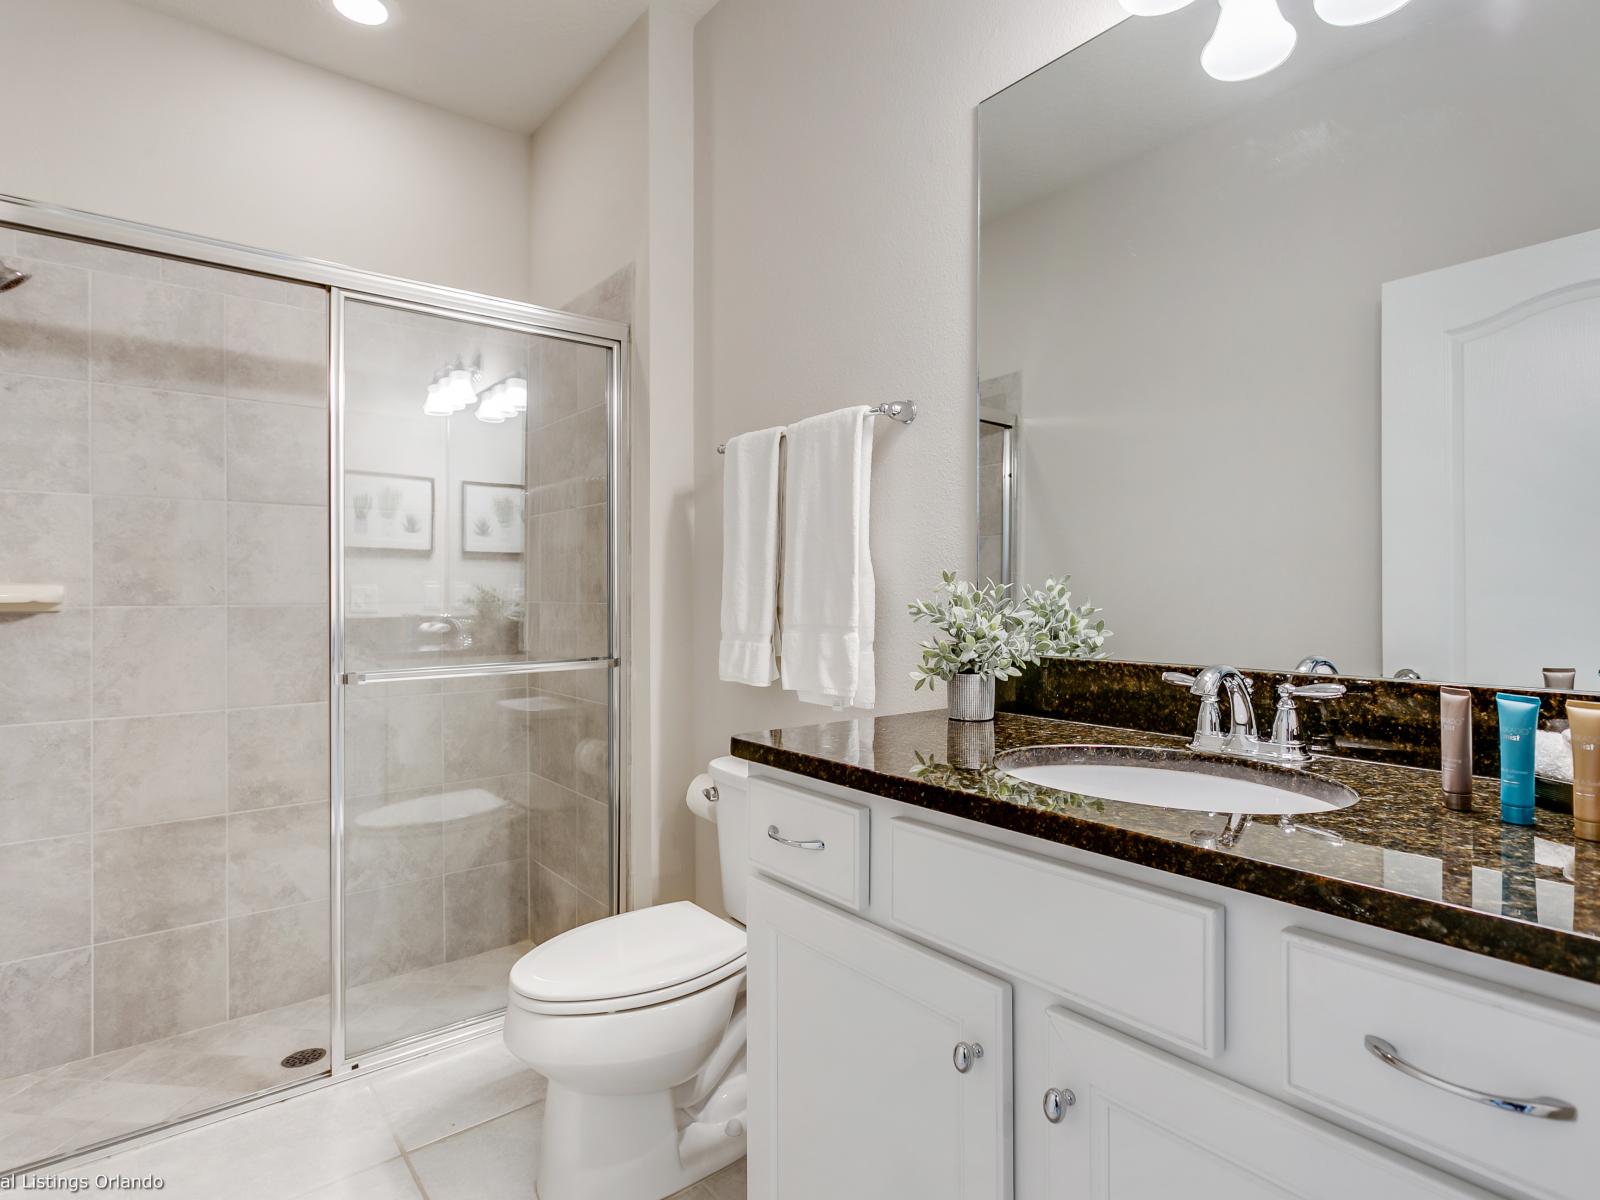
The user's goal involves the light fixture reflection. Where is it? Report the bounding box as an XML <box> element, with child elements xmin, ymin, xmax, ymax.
<box><xmin>1312</xmin><ymin>0</ymin><xmax>1413</xmax><ymax>26</ymax></box>
<box><xmin>333</xmin><ymin>0</ymin><xmax>389</xmax><ymax>26</ymax></box>
<box><xmin>1118</xmin><ymin>0</ymin><xmax>1198</xmax><ymax>14</ymax></box>
<box><xmin>1202</xmin><ymin>0</ymin><xmax>1297</xmax><ymax>82</ymax></box>
<box><xmin>422</xmin><ymin>374</ymin><xmax>455</xmax><ymax>417</ymax></box>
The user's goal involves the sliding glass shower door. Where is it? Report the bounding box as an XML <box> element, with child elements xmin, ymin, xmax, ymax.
<box><xmin>334</xmin><ymin>295</ymin><xmax>621</xmax><ymax>1058</ymax></box>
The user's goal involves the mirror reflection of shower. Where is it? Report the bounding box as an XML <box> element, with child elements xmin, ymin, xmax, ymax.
<box><xmin>0</xmin><ymin>259</ymin><xmax>31</xmax><ymax>291</ymax></box>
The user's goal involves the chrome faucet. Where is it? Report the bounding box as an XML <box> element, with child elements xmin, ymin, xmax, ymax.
<box><xmin>1164</xmin><ymin>667</ymin><xmax>1345</xmax><ymax>766</ymax></box>
<box><xmin>1294</xmin><ymin>656</ymin><xmax>1340</xmax><ymax>676</ymax></box>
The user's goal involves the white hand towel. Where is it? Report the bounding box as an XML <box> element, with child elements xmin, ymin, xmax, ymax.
<box><xmin>718</xmin><ymin>427</ymin><xmax>785</xmax><ymax>686</ymax></box>
<box><xmin>780</xmin><ymin>407</ymin><xmax>876</xmax><ymax>709</ymax></box>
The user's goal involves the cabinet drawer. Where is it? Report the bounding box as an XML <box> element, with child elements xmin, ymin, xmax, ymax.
<box><xmin>748</xmin><ymin>779</ymin><xmax>869</xmax><ymax>911</ymax></box>
<box><xmin>1284</xmin><ymin>930</ymin><xmax>1600</xmax><ymax>1200</ymax></box>
<box><xmin>889</xmin><ymin>818</ymin><xmax>1223</xmax><ymax>1056</ymax></box>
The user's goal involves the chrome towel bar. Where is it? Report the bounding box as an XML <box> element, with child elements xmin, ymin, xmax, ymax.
<box><xmin>717</xmin><ymin>400</ymin><xmax>917</xmax><ymax>453</ymax></box>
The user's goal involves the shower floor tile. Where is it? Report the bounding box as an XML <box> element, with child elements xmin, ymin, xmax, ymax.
<box><xmin>11</xmin><ymin>1031</ymin><xmax>747</xmax><ymax>1200</ymax></box>
<box><xmin>0</xmin><ymin>942</ymin><xmax>530</xmax><ymax>1176</ymax></box>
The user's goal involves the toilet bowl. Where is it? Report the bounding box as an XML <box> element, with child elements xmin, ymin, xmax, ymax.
<box><xmin>504</xmin><ymin>757</ymin><xmax>751</xmax><ymax>1200</ymax></box>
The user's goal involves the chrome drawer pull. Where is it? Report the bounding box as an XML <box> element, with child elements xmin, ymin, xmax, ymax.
<box><xmin>952</xmin><ymin>1042</ymin><xmax>984</xmax><ymax>1074</ymax></box>
<box><xmin>1364</xmin><ymin>1036</ymin><xmax>1577</xmax><ymax>1120</ymax></box>
<box><xmin>1042</xmin><ymin>1087</ymin><xmax>1076</xmax><ymax>1123</ymax></box>
<box><xmin>766</xmin><ymin>825</ymin><xmax>824</xmax><ymax>851</ymax></box>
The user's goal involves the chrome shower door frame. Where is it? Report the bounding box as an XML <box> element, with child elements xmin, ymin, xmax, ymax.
<box><xmin>0</xmin><ymin>193</ymin><xmax>631</xmax><ymax>1168</ymax></box>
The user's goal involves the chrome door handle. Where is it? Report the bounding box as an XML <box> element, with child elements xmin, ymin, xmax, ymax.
<box><xmin>1042</xmin><ymin>1087</ymin><xmax>1076</xmax><ymax>1123</ymax></box>
<box><xmin>766</xmin><ymin>825</ymin><xmax>824</xmax><ymax>851</ymax></box>
<box><xmin>1364</xmin><ymin>1036</ymin><xmax>1577</xmax><ymax>1120</ymax></box>
<box><xmin>952</xmin><ymin>1042</ymin><xmax>984</xmax><ymax>1074</ymax></box>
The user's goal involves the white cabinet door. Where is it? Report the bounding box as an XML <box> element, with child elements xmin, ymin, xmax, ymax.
<box><xmin>747</xmin><ymin>875</ymin><xmax>1012</xmax><ymax>1200</ymax></box>
<box><xmin>1040</xmin><ymin>1007</ymin><xmax>1488</xmax><ymax>1200</ymax></box>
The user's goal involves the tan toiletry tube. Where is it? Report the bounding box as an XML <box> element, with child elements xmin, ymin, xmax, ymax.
<box><xmin>1545</xmin><ymin>667</ymin><xmax>1578</xmax><ymax>690</ymax></box>
<box><xmin>1440</xmin><ymin>687</ymin><xmax>1473</xmax><ymax>812</ymax></box>
<box><xmin>1569</xmin><ymin>700</ymin><xmax>1600</xmax><ymax>841</ymax></box>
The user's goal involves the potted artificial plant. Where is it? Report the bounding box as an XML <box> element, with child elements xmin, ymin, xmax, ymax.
<box><xmin>909</xmin><ymin>572</ymin><xmax>1109</xmax><ymax>722</ymax></box>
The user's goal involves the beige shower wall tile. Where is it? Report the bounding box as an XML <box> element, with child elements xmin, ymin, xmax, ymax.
<box><xmin>529</xmin><ymin>863</ymin><xmax>606</xmax><ymax>945</ymax></box>
<box><xmin>443</xmin><ymin>689</ymin><xmax>528</xmax><ymax>784</ymax></box>
<box><xmin>0</xmin><ymin>835</ymin><xmax>90</xmax><ymax>961</ymax></box>
<box><xmin>0</xmin><ymin>721</ymin><xmax>90</xmax><ymax>845</ymax></box>
<box><xmin>227</xmin><ymin>703</ymin><xmax>329</xmax><ymax>812</ymax></box>
<box><xmin>90</xmin><ymin>272</ymin><xmax>224</xmax><ymax>393</ymax></box>
<box><xmin>345</xmin><ymin>692</ymin><xmax>443</xmax><ymax>799</ymax></box>
<box><xmin>444</xmin><ymin>860</ymin><xmax>527</xmax><ymax>961</ymax></box>
<box><xmin>227</xmin><ymin>606</ymin><xmax>327</xmax><ymax>708</ymax></box>
<box><xmin>0</xmin><ymin>949</ymin><xmax>92</xmax><ymax>1079</ymax></box>
<box><xmin>92</xmin><ymin>712</ymin><xmax>226</xmax><ymax>831</ymax></box>
<box><xmin>93</xmin><ymin>922</ymin><xmax>228</xmax><ymax>1053</ymax></box>
<box><xmin>160</xmin><ymin>260</ymin><xmax>325</xmax><ymax>310</ymax></box>
<box><xmin>0</xmin><ymin>492</ymin><xmax>90</xmax><ymax>606</ymax></box>
<box><xmin>528</xmin><ymin>776</ymin><xmax>608</xmax><ymax>902</ymax></box>
<box><xmin>442</xmin><ymin>776</ymin><xmax>529</xmax><ymax>873</ymax></box>
<box><xmin>226</xmin><ymin>503</ymin><xmax>328</xmax><ymax>605</ymax></box>
<box><xmin>228</xmin><ymin>900</ymin><xmax>328</xmax><ymax>1020</ymax></box>
<box><xmin>0</xmin><ymin>373</ymin><xmax>89</xmax><ymax>492</ymax></box>
<box><xmin>93</xmin><ymin>496</ymin><xmax>225</xmax><ymax>606</ymax></box>
<box><xmin>527</xmin><ymin>688</ymin><xmax>608</xmax><ymax>802</ymax></box>
<box><xmin>224</xmin><ymin>295</ymin><xmax>327</xmax><ymax>408</ymax></box>
<box><xmin>0</xmin><ymin>609</ymin><xmax>91</xmax><ymax>725</ymax></box>
<box><xmin>345</xmin><ymin>879</ymin><xmax>444</xmax><ymax>988</ymax></box>
<box><xmin>0</xmin><ymin>259</ymin><xmax>89</xmax><ymax>381</ymax></box>
<box><xmin>93</xmin><ymin>817</ymin><xmax>227</xmax><ymax>942</ymax></box>
<box><xmin>13</xmin><ymin>233</ymin><xmax>164</xmax><ymax>279</ymax></box>
<box><xmin>226</xmin><ymin>399</ymin><xmax>327</xmax><ymax>505</ymax></box>
<box><xmin>91</xmin><ymin>384</ymin><xmax>225</xmax><ymax>500</ymax></box>
<box><xmin>344</xmin><ymin>787</ymin><xmax>443</xmax><ymax>895</ymax></box>
<box><xmin>92</xmin><ymin>606</ymin><xmax>226</xmax><ymax>718</ymax></box>
<box><xmin>227</xmin><ymin>802</ymin><xmax>330</xmax><ymax>916</ymax></box>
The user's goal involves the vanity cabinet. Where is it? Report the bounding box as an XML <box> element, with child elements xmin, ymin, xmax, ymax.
<box><xmin>1040</xmin><ymin>1005</ymin><xmax>1482</xmax><ymax>1199</ymax></box>
<box><xmin>742</xmin><ymin>766</ymin><xmax>1600</xmax><ymax>1200</ymax></box>
<box><xmin>747</xmin><ymin>875</ymin><xmax>1012</xmax><ymax>1200</ymax></box>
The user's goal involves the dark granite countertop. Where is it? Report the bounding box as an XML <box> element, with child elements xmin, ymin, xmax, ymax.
<box><xmin>732</xmin><ymin>709</ymin><xmax>1600</xmax><ymax>985</ymax></box>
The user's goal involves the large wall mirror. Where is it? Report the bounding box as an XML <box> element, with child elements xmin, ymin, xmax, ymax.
<box><xmin>977</xmin><ymin>0</ymin><xmax>1600</xmax><ymax>692</ymax></box>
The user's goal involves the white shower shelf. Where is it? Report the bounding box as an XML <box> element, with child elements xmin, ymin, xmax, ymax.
<box><xmin>0</xmin><ymin>584</ymin><xmax>66</xmax><ymax>612</ymax></box>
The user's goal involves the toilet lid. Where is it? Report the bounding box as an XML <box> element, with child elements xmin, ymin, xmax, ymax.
<box><xmin>510</xmin><ymin>901</ymin><xmax>747</xmax><ymax>1004</ymax></box>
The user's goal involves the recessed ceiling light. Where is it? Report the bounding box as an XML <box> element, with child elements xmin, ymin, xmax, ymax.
<box><xmin>333</xmin><ymin>0</ymin><xmax>389</xmax><ymax>26</ymax></box>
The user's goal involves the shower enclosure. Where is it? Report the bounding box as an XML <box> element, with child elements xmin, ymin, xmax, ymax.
<box><xmin>0</xmin><ymin>196</ymin><xmax>626</xmax><ymax>1174</ymax></box>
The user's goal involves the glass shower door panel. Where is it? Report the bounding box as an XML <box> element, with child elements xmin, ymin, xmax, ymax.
<box><xmin>340</xmin><ymin>300</ymin><xmax>612</xmax><ymax>676</ymax></box>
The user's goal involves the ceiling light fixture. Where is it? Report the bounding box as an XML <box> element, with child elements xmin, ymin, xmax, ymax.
<box><xmin>1312</xmin><ymin>0</ymin><xmax>1414</xmax><ymax>26</ymax></box>
<box><xmin>1202</xmin><ymin>0</ymin><xmax>1297</xmax><ymax>81</ymax></box>
<box><xmin>333</xmin><ymin>0</ymin><xmax>389</xmax><ymax>27</ymax></box>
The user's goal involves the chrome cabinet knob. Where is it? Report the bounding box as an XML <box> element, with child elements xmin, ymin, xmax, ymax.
<box><xmin>1042</xmin><ymin>1087</ymin><xmax>1076</xmax><ymax>1123</ymax></box>
<box><xmin>952</xmin><ymin>1042</ymin><xmax>984</xmax><ymax>1074</ymax></box>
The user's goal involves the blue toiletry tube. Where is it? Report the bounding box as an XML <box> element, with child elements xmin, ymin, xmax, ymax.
<box><xmin>1495</xmin><ymin>693</ymin><xmax>1541</xmax><ymax>825</ymax></box>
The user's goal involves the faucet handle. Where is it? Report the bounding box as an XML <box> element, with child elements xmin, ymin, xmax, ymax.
<box><xmin>1280</xmin><ymin>682</ymin><xmax>1346</xmax><ymax>702</ymax></box>
<box><xmin>1162</xmin><ymin>671</ymin><xmax>1199</xmax><ymax>690</ymax></box>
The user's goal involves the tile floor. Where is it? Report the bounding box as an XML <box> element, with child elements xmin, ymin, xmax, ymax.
<box><xmin>0</xmin><ymin>944</ymin><xmax>530</xmax><ymax>1173</ymax></box>
<box><xmin>9</xmin><ymin>1033</ymin><xmax>746</xmax><ymax>1200</ymax></box>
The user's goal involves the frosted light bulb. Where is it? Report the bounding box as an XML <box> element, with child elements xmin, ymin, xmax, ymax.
<box><xmin>1313</xmin><ymin>0</ymin><xmax>1414</xmax><ymax>26</ymax></box>
<box><xmin>1202</xmin><ymin>0</ymin><xmax>1297</xmax><ymax>82</ymax></box>
<box><xmin>1118</xmin><ymin>0</ymin><xmax>1199</xmax><ymax>14</ymax></box>
<box><xmin>422</xmin><ymin>376</ymin><xmax>454</xmax><ymax>417</ymax></box>
<box><xmin>501</xmin><ymin>374</ymin><xmax>528</xmax><ymax>413</ymax></box>
<box><xmin>475</xmin><ymin>382</ymin><xmax>510</xmax><ymax>424</ymax></box>
<box><xmin>445</xmin><ymin>364</ymin><xmax>476</xmax><ymax>412</ymax></box>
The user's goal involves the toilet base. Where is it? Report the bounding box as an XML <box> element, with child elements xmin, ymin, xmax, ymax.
<box><xmin>535</xmin><ymin>1075</ymin><xmax>747</xmax><ymax>1200</ymax></box>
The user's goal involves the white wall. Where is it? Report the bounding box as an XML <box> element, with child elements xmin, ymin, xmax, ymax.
<box><xmin>526</xmin><ymin>17</ymin><xmax>650</xmax><ymax>310</ymax></box>
<box><xmin>689</xmin><ymin>0</ymin><xmax>1128</xmax><ymax>779</ymax></box>
<box><xmin>0</xmin><ymin>0</ymin><xmax>531</xmax><ymax>299</ymax></box>
<box><xmin>980</xmin><ymin>2</ymin><xmax>1600</xmax><ymax>677</ymax></box>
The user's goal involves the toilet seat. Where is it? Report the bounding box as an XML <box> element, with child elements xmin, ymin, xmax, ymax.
<box><xmin>509</xmin><ymin>900</ymin><xmax>747</xmax><ymax>1016</ymax></box>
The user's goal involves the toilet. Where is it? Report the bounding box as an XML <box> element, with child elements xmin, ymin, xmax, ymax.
<box><xmin>504</xmin><ymin>757</ymin><xmax>751</xmax><ymax>1200</ymax></box>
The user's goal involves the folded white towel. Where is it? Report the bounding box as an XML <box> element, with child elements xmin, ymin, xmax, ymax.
<box><xmin>718</xmin><ymin>427</ymin><xmax>785</xmax><ymax>687</ymax></box>
<box><xmin>780</xmin><ymin>407</ymin><xmax>876</xmax><ymax>709</ymax></box>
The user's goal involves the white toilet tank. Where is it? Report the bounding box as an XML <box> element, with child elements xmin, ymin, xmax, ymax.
<box><xmin>705</xmin><ymin>756</ymin><xmax>751</xmax><ymax>923</ymax></box>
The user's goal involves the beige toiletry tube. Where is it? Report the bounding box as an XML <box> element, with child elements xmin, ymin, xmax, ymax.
<box><xmin>1569</xmin><ymin>700</ymin><xmax>1600</xmax><ymax>841</ymax></box>
<box><xmin>1545</xmin><ymin>668</ymin><xmax>1578</xmax><ymax>690</ymax></box>
<box><xmin>1440</xmin><ymin>687</ymin><xmax>1473</xmax><ymax>812</ymax></box>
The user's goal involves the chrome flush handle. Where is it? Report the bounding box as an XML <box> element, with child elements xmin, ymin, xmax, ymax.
<box><xmin>766</xmin><ymin>825</ymin><xmax>824</xmax><ymax>851</ymax></box>
<box><xmin>1364</xmin><ymin>1036</ymin><xmax>1576</xmax><ymax>1120</ymax></box>
<box><xmin>952</xmin><ymin>1042</ymin><xmax>985</xmax><ymax>1074</ymax></box>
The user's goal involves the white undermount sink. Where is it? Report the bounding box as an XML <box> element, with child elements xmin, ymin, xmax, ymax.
<box><xmin>1000</xmin><ymin>747</ymin><xmax>1358</xmax><ymax>816</ymax></box>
